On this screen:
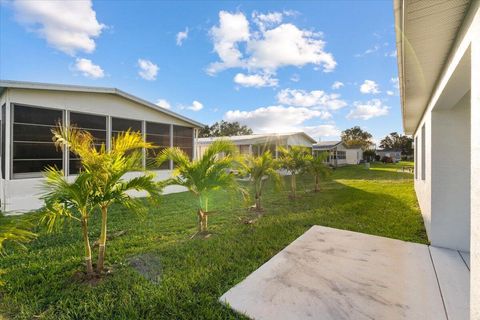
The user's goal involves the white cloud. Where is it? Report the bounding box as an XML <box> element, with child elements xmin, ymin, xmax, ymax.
<box><xmin>303</xmin><ymin>124</ymin><xmax>341</xmax><ymax>139</ymax></box>
<box><xmin>234</xmin><ymin>72</ymin><xmax>278</xmax><ymax>88</ymax></box>
<box><xmin>207</xmin><ymin>11</ymin><xmax>250</xmax><ymax>74</ymax></box>
<box><xmin>188</xmin><ymin>100</ymin><xmax>203</xmax><ymax>111</ymax></box>
<box><xmin>331</xmin><ymin>81</ymin><xmax>344</xmax><ymax>90</ymax></box>
<box><xmin>347</xmin><ymin>99</ymin><xmax>389</xmax><ymax>120</ymax></box>
<box><xmin>386</xmin><ymin>50</ymin><xmax>397</xmax><ymax>57</ymax></box>
<box><xmin>137</xmin><ymin>59</ymin><xmax>159</xmax><ymax>81</ymax></box>
<box><xmin>247</xmin><ymin>23</ymin><xmax>336</xmax><ymax>72</ymax></box>
<box><xmin>391</xmin><ymin>77</ymin><xmax>399</xmax><ymax>89</ymax></box>
<box><xmin>355</xmin><ymin>44</ymin><xmax>380</xmax><ymax>57</ymax></box>
<box><xmin>155</xmin><ymin>99</ymin><xmax>171</xmax><ymax>109</ymax></box>
<box><xmin>12</xmin><ymin>0</ymin><xmax>105</xmax><ymax>55</ymax></box>
<box><xmin>207</xmin><ymin>11</ymin><xmax>336</xmax><ymax>75</ymax></box>
<box><xmin>252</xmin><ymin>11</ymin><xmax>283</xmax><ymax>31</ymax></box>
<box><xmin>225</xmin><ymin>105</ymin><xmax>331</xmax><ymax>133</ymax></box>
<box><xmin>276</xmin><ymin>88</ymin><xmax>347</xmax><ymax>110</ymax></box>
<box><xmin>360</xmin><ymin>80</ymin><xmax>380</xmax><ymax>94</ymax></box>
<box><xmin>386</xmin><ymin>90</ymin><xmax>394</xmax><ymax>96</ymax></box>
<box><xmin>290</xmin><ymin>74</ymin><xmax>300</xmax><ymax>82</ymax></box>
<box><xmin>72</xmin><ymin>58</ymin><xmax>104</xmax><ymax>78</ymax></box>
<box><xmin>176</xmin><ymin>27</ymin><xmax>188</xmax><ymax>46</ymax></box>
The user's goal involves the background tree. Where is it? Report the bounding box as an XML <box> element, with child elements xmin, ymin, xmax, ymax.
<box><xmin>199</xmin><ymin>121</ymin><xmax>253</xmax><ymax>137</ymax></box>
<box><xmin>305</xmin><ymin>152</ymin><xmax>331</xmax><ymax>192</ymax></box>
<box><xmin>379</xmin><ymin>132</ymin><xmax>413</xmax><ymax>155</ymax></box>
<box><xmin>239</xmin><ymin>151</ymin><xmax>282</xmax><ymax>212</ymax></box>
<box><xmin>157</xmin><ymin>140</ymin><xmax>246</xmax><ymax>234</ymax></box>
<box><xmin>278</xmin><ymin>146</ymin><xmax>310</xmax><ymax>199</ymax></box>
<box><xmin>341</xmin><ymin>126</ymin><xmax>373</xmax><ymax>150</ymax></box>
<box><xmin>53</xmin><ymin>127</ymin><xmax>163</xmax><ymax>273</ymax></box>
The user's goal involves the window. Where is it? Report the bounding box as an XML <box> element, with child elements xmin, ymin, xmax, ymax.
<box><xmin>421</xmin><ymin>124</ymin><xmax>426</xmax><ymax>180</ymax></box>
<box><xmin>173</xmin><ymin>125</ymin><xmax>193</xmax><ymax>159</ymax></box>
<box><xmin>69</xmin><ymin>112</ymin><xmax>107</xmax><ymax>174</ymax></box>
<box><xmin>112</xmin><ymin>117</ymin><xmax>143</xmax><ymax>169</ymax></box>
<box><xmin>337</xmin><ymin>151</ymin><xmax>346</xmax><ymax>160</ymax></box>
<box><xmin>12</xmin><ymin>104</ymin><xmax>63</xmax><ymax>178</ymax></box>
<box><xmin>414</xmin><ymin>136</ymin><xmax>418</xmax><ymax>179</ymax></box>
<box><xmin>146</xmin><ymin>122</ymin><xmax>171</xmax><ymax>169</ymax></box>
<box><xmin>111</xmin><ymin>117</ymin><xmax>142</xmax><ymax>137</ymax></box>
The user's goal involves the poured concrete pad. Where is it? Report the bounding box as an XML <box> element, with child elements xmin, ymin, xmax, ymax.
<box><xmin>220</xmin><ymin>226</ymin><xmax>446</xmax><ymax>320</ymax></box>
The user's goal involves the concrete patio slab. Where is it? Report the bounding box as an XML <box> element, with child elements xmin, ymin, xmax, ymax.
<box><xmin>220</xmin><ymin>226</ymin><xmax>447</xmax><ymax>320</ymax></box>
<box><xmin>429</xmin><ymin>246</ymin><xmax>470</xmax><ymax>320</ymax></box>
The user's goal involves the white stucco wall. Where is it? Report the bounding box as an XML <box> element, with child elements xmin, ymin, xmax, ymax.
<box><xmin>470</xmin><ymin>11</ymin><xmax>480</xmax><ymax>319</ymax></box>
<box><xmin>431</xmin><ymin>93</ymin><xmax>470</xmax><ymax>251</ymax></box>
<box><xmin>346</xmin><ymin>148</ymin><xmax>362</xmax><ymax>165</ymax></box>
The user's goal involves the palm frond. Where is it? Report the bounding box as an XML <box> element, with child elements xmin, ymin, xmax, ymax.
<box><xmin>0</xmin><ymin>214</ymin><xmax>37</xmax><ymax>254</ymax></box>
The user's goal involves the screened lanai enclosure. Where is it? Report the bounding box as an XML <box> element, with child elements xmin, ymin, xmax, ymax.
<box><xmin>0</xmin><ymin>80</ymin><xmax>203</xmax><ymax>213</ymax></box>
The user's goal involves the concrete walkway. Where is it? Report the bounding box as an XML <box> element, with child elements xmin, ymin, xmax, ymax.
<box><xmin>220</xmin><ymin>226</ymin><xmax>470</xmax><ymax>320</ymax></box>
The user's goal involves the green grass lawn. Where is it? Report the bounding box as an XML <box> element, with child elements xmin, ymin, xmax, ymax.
<box><xmin>0</xmin><ymin>162</ymin><xmax>426</xmax><ymax>320</ymax></box>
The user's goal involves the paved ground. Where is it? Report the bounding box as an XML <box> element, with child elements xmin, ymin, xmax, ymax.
<box><xmin>220</xmin><ymin>226</ymin><xmax>470</xmax><ymax>320</ymax></box>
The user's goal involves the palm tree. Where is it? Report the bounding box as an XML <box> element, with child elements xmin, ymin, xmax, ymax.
<box><xmin>157</xmin><ymin>140</ymin><xmax>245</xmax><ymax>234</ymax></box>
<box><xmin>239</xmin><ymin>151</ymin><xmax>282</xmax><ymax>212</ymax></box>
<box><xmin>0</xmin><ymin>214</ymin><xmax>36</xmax><ymax>255</ymax></box>
<box><xmin>306</xmin><ymin>152</ymin><xmax>331</xmax><ymax>192</ymax></box>
<box><xmin>0</xmin><ymin>213</ymin><xmax>36</xmax><ymax>286</ymax></box>
<box><xmin>278</xmin><ymin>146</ymin><xmax>310</xmax><ymax>199</ymax></box>
<box><xmin>52</xmin><ymin>126</ymin><xmax>163</xmax><ymax>273</ymax></box>
<box><xmin>40</xmin><ymin>169</ymin><xmax>97</xmax><ymax>274</ymax></box>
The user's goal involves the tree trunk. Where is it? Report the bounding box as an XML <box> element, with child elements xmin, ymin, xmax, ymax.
<box><xmin>255</xmin><ymin>193</ymin><xmax>262</xmax><ymax>211</ymax></box>
<box><xmin>197</xmin><ymin>209</ymin><xmax>208</xmax><ymax>233</ymax></box>
<box><xmin>81</xmin><ymin>218</ymin><xmax>94</xmax><ymax>275</ymax></box>
<box><xmin>314</xmin><ymin>175</ymin><xmax>320</xmax><ymax>192</ymax></box>
<box><xmin>291</xmin><ymin>173</ymin><xmax>296</xmax><ymax>198</ymax></box>
<box><xmin>97</xmin><ymin>205</ymin><xmax>108</xmax><ymax>272</ymax></box>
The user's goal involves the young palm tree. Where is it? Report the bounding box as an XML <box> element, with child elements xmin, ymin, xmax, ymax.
<box><xmin>40</xmin><ymin>169</ymin><xmax>97</xmax><ymax>274</ymax></box>
<box><xmin>0</xmin><ymin>214</ymin><xmax>36</xmax><ymax>255</ymax></box>
<box><xmin>239</xmin><ymin>151</ymin><xmax>282</xmax><ymax>212</ymax></box>
<box><xmin>278</xmin><ymin>146</ymin><xmax>310</xmax><ymax>199</ymax></box>
<box><xmin>0</xmin><ymin>213</ymin><xmax>36</xmax><ymax>286</ymax></box>
<box><xmin>157</xmin><ymin>140</ymin><xmax>245</xmax><ymax>234</ymax></box>
<box><xmin>306</xmin><ymin>152</ymin><xmax>331</xmax><ymax>192</ymax></box>
<box><xmin>52</xmin><ymin>126</ymin><xmax>163</xmax><ymax>273</ymax></box>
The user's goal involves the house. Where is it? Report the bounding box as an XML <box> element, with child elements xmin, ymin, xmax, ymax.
<box><xmin>375</xmin><ymin>149</ymin><xmax>401</xmax><ymax>162</ymax></box>
<box><xmin>0</xmin><ymin>80</ymin><xmax>204</xmax><ymax>213</ymax></box>
<box><xmin>313</xmin><ymin>141</ymin><xmax>363</xmax><ymax>166</ymax></box>
<box><xmin>197</xmin><ymin>132</ymin><xmax>316</xmax><ymax>158</ymax></box>
<box><xmin>394</xmin><ymin>0</ymin><xmax>479</xmax><ymax>317</ymax></box>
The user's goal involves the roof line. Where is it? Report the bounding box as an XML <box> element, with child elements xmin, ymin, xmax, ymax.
<box><xmin>0</xmin><ymin>80</ymin><xmax>205</xmax><ymax>128</ymax></box>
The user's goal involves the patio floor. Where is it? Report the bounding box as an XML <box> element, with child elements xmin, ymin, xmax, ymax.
<box><xmin>220</xmin><ymin>226</ymin><xmax>470</xmax><ymax>320</ymax></box>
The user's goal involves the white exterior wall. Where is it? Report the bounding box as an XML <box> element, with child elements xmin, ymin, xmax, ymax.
<box><xmin>430</xmin><ymin>93</ymin><xmax>470</xmax><ymax>251</ymax></box>
<box><xmin>470</xmin><ymin>9</ymin><xmax>480</xmax><ymax>319</ymax></box>
<box><xmin>1</xmin><ymin>88</ymin><xmax>196</xmax><ymax>213</ymax></box>
<box><xmin>346</xmin><ymin>148</ymin><xmax>362</xmax><ymax>165</ymax></box>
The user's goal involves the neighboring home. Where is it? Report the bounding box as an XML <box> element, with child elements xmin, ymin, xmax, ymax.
<box><xmin>197</xmin><ymin>132</ymin><xmax>316</xmax><ymax>159</ymax></box>
<box><xmin>395</xmin><ymin>0</ymin><xmax>479</xmax><ymax>317</ymax></box>
<box><xmin>0</xmin><ymin>80</ymin><xmax>204</xmax><ymax>213</ymax></box>
<box><xmin>375</xmin><ymin>149</ymin><xmax>402</xmax><ymax>162</ymax></box>
<box><xmin>312</xmin><ymin>141</ymin><xmax>363</xmax><ymax>166</ymax></box>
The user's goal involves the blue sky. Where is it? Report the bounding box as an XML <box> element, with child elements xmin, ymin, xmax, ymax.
<box><xmin>0</xmin><ymin>0</ymin><xmax>401</xmax><ymax>143</ymax></box>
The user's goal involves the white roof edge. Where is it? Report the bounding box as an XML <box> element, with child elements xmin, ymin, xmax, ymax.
<box><xmin>198</xmin><ymin>132</ymin><xmax>317</xmax><ymax>144</ymax></box>
<box><xmin>393</xmin><ymin>0</ymin><xmax>408</xmax><ymax>133</ymax></box>
<box><xmin>0</xmin><ymin>80</ymin><xmax>205</xmax><ymax>128</ymax></box>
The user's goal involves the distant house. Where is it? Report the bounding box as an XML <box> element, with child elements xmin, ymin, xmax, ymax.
<box><xmin>313</xmin><ymin>141</ymin><xmax>363</xmax><ymax>166</ymax></box>
<box><xmin>197</xmin><ymin>132</ymin><xmax>316</xmax><ymax>159</ymax></box>
<box><xmin>376</xmin><ymin>149</ymin><xmax>402</xmax><ymax>162</ymax></box>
